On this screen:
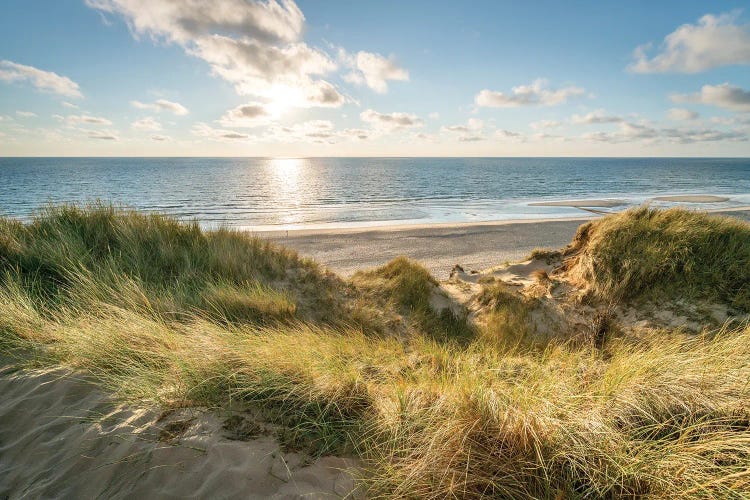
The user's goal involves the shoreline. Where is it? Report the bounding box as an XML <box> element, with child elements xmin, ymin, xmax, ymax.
<box><xmin>251</xmin><ymin>214</ymin><xmax>596</xmax><ymax>237</ymax></box>
<box><xmin>252</xmin><ymin>204</ymin><xmax>750</xmax><ymax>238</ymax></box>
<box><xmin>260</xmin><ymin>208</ymin><xmax>750</xmax><ymax>279</ymax></box>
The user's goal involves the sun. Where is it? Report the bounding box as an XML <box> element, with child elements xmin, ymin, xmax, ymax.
<box><xmin>264</xmin><ymin>85</ymin><xmax>306</xmax><ymax>116</ymax></box>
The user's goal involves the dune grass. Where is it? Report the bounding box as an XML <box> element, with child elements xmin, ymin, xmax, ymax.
<box><xmin>351</xmin><ymin>256</ymin><xmax>474</xmax><ymax>342</ymax></box>
<box><xmin>2</xmin><ymin>205</ymin><xmax>750</xmax><ymax>498</ymax></box>
<box><xmin>564</xmin><ymin>206</ymin><xmax>750</xmax><ymax>312</ymax></box>
<box><xmin>0</xmin><ymin>204</ymin><xmax>347</xmax><ymax>325</ymax></box>
<box><xmin>476</xmin><ymin>281</ymin><xmax>541</xmax><ymax>348</ymax></box>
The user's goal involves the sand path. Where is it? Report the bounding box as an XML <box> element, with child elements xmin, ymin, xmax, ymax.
<box><xmin>0</xmin><ymin>363</ymin><xmax>359</xmax><ymax>499</ymax></box>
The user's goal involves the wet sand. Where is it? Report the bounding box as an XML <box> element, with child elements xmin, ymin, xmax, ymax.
<box><xmin>653</xmin><ymin>195</ymin><xmax>730</xmax><ymax>203</ymax></box>
<box><xmin>262</xmin><ymin>208</ymin><xmax>750</xmax><ymax>279</ymax></box>
<box><xmin>528</xmin><ymin>199</ymin><xmax>625</xmax><ymax>207</ymax></box>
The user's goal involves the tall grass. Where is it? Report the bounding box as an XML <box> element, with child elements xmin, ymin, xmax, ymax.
<box><xmin>564</xmin><ymin>206</ymin><xmax>750</xmax><ymax>311</ymax></box>
<box><xmin>351</xmin><ymin>256</ymin><xmax>474</xmax><ymax>342</ymax></box>
<box><xmin>0</xmin><ymin>203</ymin><xmax>343</xmax><ymax>325</ymax></box>
<box><xmin>2</xmin><ymin>205</ymin><xmax>750</xmax><ymax>498</ymax></box>
<box><xmin>476</xmin><ymin>281</ymin><xmax>541</xmax><ymax>348</ymax></box>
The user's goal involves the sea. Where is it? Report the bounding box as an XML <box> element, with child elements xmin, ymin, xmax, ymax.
<box><xmin>1</xmin><ymin>157</ymin><xmax>749</xmax><ymax>231</ymax></box>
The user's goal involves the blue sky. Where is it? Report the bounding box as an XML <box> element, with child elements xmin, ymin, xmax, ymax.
<box><xmin>1</xmin><ymin>0</ymin><xmax>749</xmax><ymax>156</ymax></box>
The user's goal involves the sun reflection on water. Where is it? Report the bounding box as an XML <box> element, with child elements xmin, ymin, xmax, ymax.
<box><xmin>269</xmin><ymin>158</ymin><xmax>304</xmax><ymax>224</ymax></box>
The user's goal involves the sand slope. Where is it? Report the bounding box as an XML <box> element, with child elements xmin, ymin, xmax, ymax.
<box><xmin>0</xmin><ymin>363</ymin><xmax>359</xmax><ymax>499</ymax></box>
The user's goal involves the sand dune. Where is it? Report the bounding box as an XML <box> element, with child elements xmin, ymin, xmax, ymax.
<box><xmin>0</xmin><ymin>363</ymin><xmax>360</xmax><ymax>499</ymax></box>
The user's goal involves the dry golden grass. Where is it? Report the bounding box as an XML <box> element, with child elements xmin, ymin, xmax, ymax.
<box><xmin>1</xmin><ymin>205</ymin><xmax>750</xmax><ymax>498</ymax></box>
<box><xmin>564</xmin><ymin>206</ymin><xmax>750</xmax><ymax>312</ymax></box>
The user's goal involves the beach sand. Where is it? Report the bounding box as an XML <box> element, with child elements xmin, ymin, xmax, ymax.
<box><xmin>0</xmin><ymin>363</ymin><xmax>359</xmax><ymax>499</ymax></box>
<box><xmin>263</xmin><ymin>208</ymin><xmax>750</xmax><ymax>279</ymax></box>
<box><xmin>263</xmin><ymin>218</ymin><xmax>588</xmax><ymax>279</ymax></box>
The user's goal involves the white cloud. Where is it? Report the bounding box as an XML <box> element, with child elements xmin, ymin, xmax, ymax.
<box><xmin>580</xmin><ymin>121</ymin><xmax>746</xmax><ymax>144</ymax></box>
<box><xmin>218</xmin><ymin>102</ymin><xmax>272</xmax><ymax>128</ymax></box>
<box><xmin>360</xmin><ymin>109</ymin><xmax>423</xmax><ymax>131</ymax></box>
<box><xmin>61</xmin><ymin>101</ymin><xmax>79</xmax><ymax>109</ymax></box>
<box><xmin>16</xmin><ymin>111</ymin><xmax>37</xmax><ymax>118</ymax></box>
<box><xmin>442</xmin><ymin>125</ymin><xmax>469</xmax><ymax>133</ymax></box>
<box><xmin>131</xmin><ymin>117</ymin><xmax>162</xmax><ymax>131</ymax></box>
<box><xmin>340</xmin><ymin>128</ymin><xmax>370</xmax><ymax>140</ymax></box>
<box><xmin>667</xmin><ymin>108</ymin><xmax>699</xmax><ymax>121</ymax></box>
<box><xmin>151</xmin><ymin>134</ymin><xmax>170</xmax><ymax>141</ymax></box>
<box><xmin>671</xmin><ymin>83</ymin><xmax>750</xmax><ymax>112</ymax></box>
<box><xmin>341</xmin><ymin>50</ymin><xmax>408</xmax><ymax>93</ymax></box>
<box><xmin>630</xmin><ymin>12</ymin><xmax>750</xmax><ymax>73</ymax></box>
<box><xmin>190</xmin><ymin>35</ymin><xmax>343</xmax><ymax>107</ymax></box>
<box><xmin>570</xmin><ymin>110</ymin><xmax>624</xmax><ymax>125</ymax></box>
<box><xmin>495</xmin><ymin>129</ymin><xmax>524</xmax><ymax>141</ymax></box>
<box><xmin>428</xmin><ymin>112</ymin><xmax>440</xmax><ymax>120</ymax></box>
<box><xmin>0</xmin><ymin>60</ymin><xmax>82</xmax><ymax>98</ymax></box>
<box><xmin>295</xmin><ymin>80</ymin><xmax>348</xmax><ymax>108</ymax></box>
<box><xmin>265</xmin><ymin>120</ymin><xmax>369</xmax><ymax>144</ymax></box>
<box><xmin>415</xmin><ymin>132</ymin><xmax>438</xmax><ymax>142</ymax></box>
<box><xmin>131</xmin><ymin>99</ymin><xmax>189</xmax><ymax>115</ymax></box>
<box><xmin>466</xmin><ymin>118</ymin><xmax>485</xmax><ymax>131</ymax></box>
<box><xmin>582</xmin><ymin>122</ymin><xmax>658</xmax><ymax>143</ymax></box>
<box><xmin>195</xmin><ymin>34</ymin><xmax>305</xmax><ymax>74</ymax></box>
<box><xmin>268</xmin><ymin>120</ymin><xmax>336</xmax><ymax>142</ymax></box>
<box><xmin>89</xmin><ymin>0</ymin><xmax>345</xmax><ymax>109</ymax></box>
<box><xmin>266</xmin><ymin>123</ymin><xmax>366</xmax><ymax>144</ymax></box>
<box><xmin>67</xmin><ymin>114</ymin><xmax>113</xmax><ymax>126</ymax></box>
<box><xmin>530</xmin><ymin>119</ymin><xmax>562</xmax><ymax>130</ymax></box>
<box><xmin>192</xmin><ymin>122</ymin><xmax>252</xmax><ymax>140</ymax></box>
<box><xmin>441</xmin><ymin>118</ymin><xmax>484</xmax><ymax>134</ymax></box>
<box><xmin>441</xmin><ymin>118</ymin><xmax>485</xmax><ymax>141</ymax></box>
<box><xmin>532</xmin><ymin>132</ymin><xmax>565</xmax><ymax>143</ymax></box>
<box><xmin>87</xmin><ymin>129</ymin><xmax>118</xmax><ymax>140</ymax></box>
<box><xmin>710</xmin><ymin>115</ymin><xmax>750</xmax><ymax>126</ymax></box>
<box><xmin>620</xmin><ymin>122</ymin><xmax>659</xmax><ymax>140</ymax></box>
<box><xmin>85</xmin><ymin>0</ymin><xmax>304</xmax><ymax>44</ymax></box>
<box><xmin>475</xmin><ymin>79</ymin><xmax>584</xmax><ymax>108</ymax></box>
<box><xmin>662</xmin><ymin>127</ymin><xmax>747</xmax><ymax>144</ymax></box>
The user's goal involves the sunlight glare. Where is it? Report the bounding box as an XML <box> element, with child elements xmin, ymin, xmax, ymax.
<box><xmin>264</xmin><ymin>85</ymin><xmax>305</xmax><ymax>116</ymax></box>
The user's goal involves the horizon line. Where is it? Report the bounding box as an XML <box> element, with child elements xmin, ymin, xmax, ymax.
<box><xmin>2</xmin><ymin>155</ymin><xmax>750</xmax><ymax>160</ymax></box>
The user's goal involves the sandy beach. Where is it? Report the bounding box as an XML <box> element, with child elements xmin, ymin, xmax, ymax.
<box><xmin>262</xmin><ymin>208</ymin><xmax>750</xmax><ymax>278</ymax></box>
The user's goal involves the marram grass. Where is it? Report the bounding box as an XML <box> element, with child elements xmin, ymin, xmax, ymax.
<box><xmin>2</xmin><ymin>204</ymin><xmax>750</xmax><ymax>499</ymax></box>
<box><xmin>564</xmin><ymin>205</ymin><xmax>750</xmax><ymax>311</ymax></box>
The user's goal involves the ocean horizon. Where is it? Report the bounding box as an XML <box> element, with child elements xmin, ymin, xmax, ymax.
<box><xmin>2</xmin><ymin>156</ymin><xmax>749</xmax><ymax>230</ymax></box>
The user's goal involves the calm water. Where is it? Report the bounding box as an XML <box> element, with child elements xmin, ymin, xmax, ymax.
<box><xmin>1</xmin><ymin>157</ymin><xmax>749</xmax><ymax>230</ymax></box>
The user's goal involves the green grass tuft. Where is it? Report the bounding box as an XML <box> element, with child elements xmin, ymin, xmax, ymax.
<box><xmin>476</xmin><ymin>282</ymin><xmax>540</xmax><ymax>348</ymax></box>
<box><xmin>565</xmin><ymin>206</ymin><xmax>750</xmax><ymax>311</ymax></box>
<box><xmin>352</xmin><ymin>256</ymin><xmax>474</xmax><ymax>342</ymax></box>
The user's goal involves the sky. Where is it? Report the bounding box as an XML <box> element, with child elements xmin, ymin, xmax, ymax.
<box><xmin>1</xmin><ymin>0</ymin><xmax>749</xmax><ymax>157</ymax></box>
